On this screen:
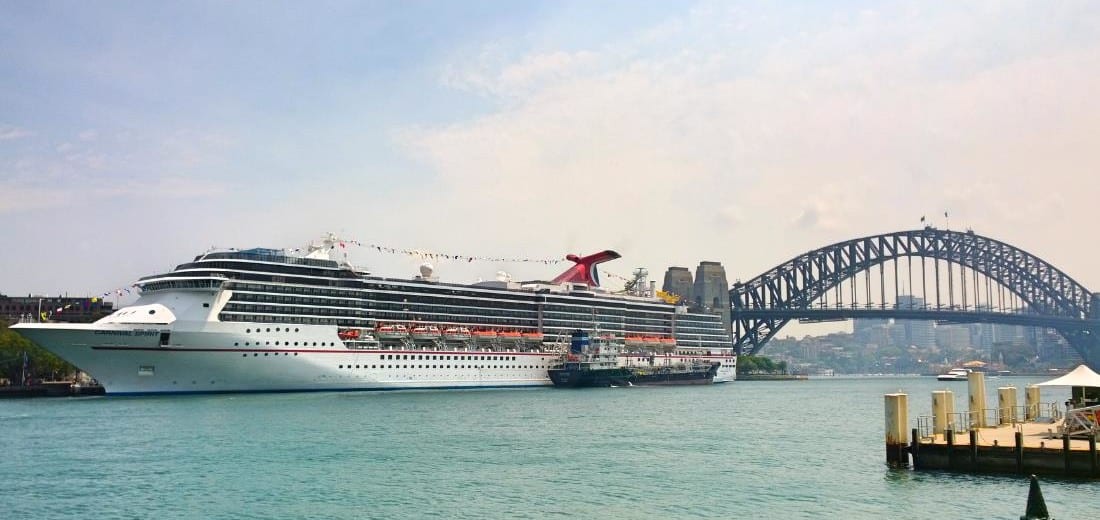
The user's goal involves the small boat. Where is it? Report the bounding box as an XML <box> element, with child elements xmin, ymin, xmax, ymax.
<box><xmin>443</xmin><ymin>327</ymin><xmax>472</xmax><ymax>341</ymax></box>
<box><xmin>499</xmin><ymin>330</ymin><xmax>523</xmax><ymax>341</ymax></box>
<box><xmin>936</xmin><ymin>368</ymin><xmax>972</xmax><ymax>381</ymax></box>
<box><xmin>659</xmin><ymin>337</ymin><xmax>677</xmax><ymax>346</ymax></box>
<box><xmin>642</xmin><ymin>336</ymin><xmax>661</xmax><ymax>347</ymax></box>
<box><xmin>377</xmin><ymin>324</ymin><xmax>409</xmax><ymax>340</ymax></box>
<box><xmin>411</xmin><ymin>325</ymin><xmax>442</xmax><ymax>341</ymax></box>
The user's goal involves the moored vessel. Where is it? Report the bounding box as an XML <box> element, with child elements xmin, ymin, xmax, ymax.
<box><xmin>548</xmin><ymin>331</ymin><xmax>719</xmax><ymax>388</ymax></box>
<box><xmin>12</xmin><ymin>234</ymin><xmax>735</xmax><ymax>394</ymax></box>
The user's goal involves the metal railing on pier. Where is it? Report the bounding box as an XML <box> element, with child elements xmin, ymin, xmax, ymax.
<box><xmin>916</xmin><ymin>403</ymin><xmax>1063</xmax><ymax>439</ymax></box>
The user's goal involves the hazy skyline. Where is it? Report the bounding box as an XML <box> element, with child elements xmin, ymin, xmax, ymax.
<box><xmin>3</xmin><ymin>0</ymin><xmax>1100</xmax><ymax>330</ymax></box>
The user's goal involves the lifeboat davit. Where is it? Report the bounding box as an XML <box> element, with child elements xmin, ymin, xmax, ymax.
<box><xmin>521</xmin><ymin>331</ymin><xmax>544</xmax><ymax>343</ymax></box>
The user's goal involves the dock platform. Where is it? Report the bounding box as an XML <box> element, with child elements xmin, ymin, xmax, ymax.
<box><xmin>910</xmin><ymin>421</ymin><xmax>1099</xmax><ymax>477</ymax></box>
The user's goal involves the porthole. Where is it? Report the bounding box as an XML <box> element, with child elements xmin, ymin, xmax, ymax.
<box><xmin>294</xmin><ymin>342</ymin><xmax>299</xmax><ymax>346</ymax></box>
<box><xmin>275</xmin><ymin>341</ymin><xmax>280</xmax><ymax>346</ymax></box>
<box><xmin>148</xmin><ymin>309</ymin><xmax>155</xmax><ymax>315</ymax></box>
<box><xmin>294</xmin><ymin>353</ymin><xmax>298</xmax><ymax>356</ymax></box>
<box><xmin>266</xmin><ymin>328</ymin><xmax>271</xmax><ymax>332</ymax></box>
<box><xmin>246</xmin><ymin>329</ymin><xmax>251</xmax><ymax>333</ymax></box>
<box><xmin>241</xmin><ymin>353</ymin><xmax>246</xmax><ymax>357</ymax></box>
<box><xmin>234</xmin><ymin>342</ymin><xmax>239</xmax><ymax>346</ymax></box>
<box><xmin>339</xmin><ymin>365</ymin><xmax>343</xmax><ymax>369</ymax></box>
<box><xmin>295</xmin><ymin>328</ymin><xmax>299</xmax><ymax>332</ymax></box>
<box><xmin>253</xmin><ymin>353</ymin><xmax>258</xmax><ymax>357</ymax></box>
<box><xmin>264</xmin><ymin>353</ymin><xmax>269</xmax><ymax>356</ymax></box>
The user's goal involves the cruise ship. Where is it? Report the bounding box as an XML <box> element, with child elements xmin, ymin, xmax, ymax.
<box><xmin>13</xmin><ymin>234</ymin><xmax>735</xmax><ymax>394</ymax></box>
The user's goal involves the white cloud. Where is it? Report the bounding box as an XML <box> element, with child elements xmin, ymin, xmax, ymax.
<box><xmin>400</xmin><ymin>1</ymin><xmax>1100</xmax><ymax>289</ymax></box>
<box><xmin>0</xmin><ymin>124</ymin><xmax>33</xmax><ymax>140</ymax></box>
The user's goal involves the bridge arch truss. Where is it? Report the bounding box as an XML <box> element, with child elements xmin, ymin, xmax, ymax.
<box><xmin>730</xmin><ymin>228</ymin><xmax>1097</xmax><ymax>362</ymax></box>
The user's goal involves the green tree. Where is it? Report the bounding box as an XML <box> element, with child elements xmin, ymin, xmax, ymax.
<box><xmin>0</xmin><ymin>322</ymin><xmax>75</xmax><ymax>383</ymax></box>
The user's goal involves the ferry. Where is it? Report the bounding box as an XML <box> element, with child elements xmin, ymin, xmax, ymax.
<box><xmin>12</xmin><ymin>234</ymin><xmax>735</xmax><ymax>394</ymax></box>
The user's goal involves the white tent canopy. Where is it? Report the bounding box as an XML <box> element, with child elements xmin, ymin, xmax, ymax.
<box><xmin>1035</xmin><ymin>364</ymin><xmax>1100</xmax><ymax>388</ymax></box>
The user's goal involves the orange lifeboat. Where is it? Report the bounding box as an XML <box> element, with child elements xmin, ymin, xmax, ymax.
<box><xmin>472</xmin><ymin>329</ymin><xmax>498</xmax><ymax>342</ymax></box>
<box><xmin>625</xmin><ymin>335</ymin><xmax>646</xmax><ymax>346</ymax></box>
<box><xmin>337</xmin><ymin>328</ymin><xmax>361</xmax><ymax>340</ymax></box>
<box><xmin>499</xmin><ymin>330</ymin><xmax>522</xmax><ymax>340</ymax></box>
<box><xmin>377</xmin><ymin>324</ymin><xmax>408</xmax><ymax>340</ymax></box>
<box><xmin>411</xmin><ymin>325</ymin><xmax>442</xmax><ymax>340</ymax></box>
<box><xmin>443</xmin><ymin>327</ymin><xmax>472</xmax><ymax>341</ymax></box>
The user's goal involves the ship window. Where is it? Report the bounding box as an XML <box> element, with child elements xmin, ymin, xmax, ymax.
<box><xmin>246</xmin><ymin>329</ymin><xmax>251</xmax><ymax>333</ymax></box>
<box><xmin>339</xmin><ymin>365</ymin><xmax>343</xmax><ymax>368</ymax></box>
<box><xmin>372</xmin><ymin>365</ymin><xmax>376</xmax><ymax>369</ymax></box>
<box><xmin>254</xmin><ymin>353</ymin><xmax>258</xmax><ymax>356</ymax></box>
<box><xmin>266</xmin><ymin>328</ymin><xmax>271</xmax><ymax>332</ymax></box>
<box><xmin>203</xmin><ymin>303</ymin><xmax>210</xmax><ymax>308</ymax></box>
<box><xmin>294</xmin><ymin>353</ymin><xmax>298</xmax><ymax>356</ymax></box>
<box><xmin>234</xmin><ymin>342</ymin><xmax>238</xmax><ymax>346</ymax></box>
<box><xmin>241</xmin><ymin>354</ymin><xmax>246</xmax><ymax>357</ymax></box>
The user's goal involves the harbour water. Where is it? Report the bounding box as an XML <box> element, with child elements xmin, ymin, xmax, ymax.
<box><xmin>1</xmin><ymin>376</ymin><xmax>1093</xmax><ymax>519</ymax></box>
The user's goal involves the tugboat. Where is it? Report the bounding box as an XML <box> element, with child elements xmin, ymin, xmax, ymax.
<box><xmin>548</xmin><ymin>331</ymin><xmax>718</xmax><ymax>388</ymax></box>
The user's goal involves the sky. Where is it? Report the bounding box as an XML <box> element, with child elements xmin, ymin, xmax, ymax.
<box><xmin>2</xmin><ymin>1</ymin><xmax>1100</xmax><ymax>336</ymax></box>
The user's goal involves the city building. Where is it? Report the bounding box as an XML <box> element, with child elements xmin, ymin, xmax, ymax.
<box><xmin>0</xmin><ymin>294</ymin><xmax>114</xmax><ymax>324</ymax></box>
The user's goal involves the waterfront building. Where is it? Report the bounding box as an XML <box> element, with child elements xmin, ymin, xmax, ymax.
<box><xmin>0</xmin><ymin>294</ymin><xmax>114</xmax><ymax>324</ymax></box>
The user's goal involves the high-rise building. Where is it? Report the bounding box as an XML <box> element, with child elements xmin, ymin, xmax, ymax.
<box><xmin>895</xmin><ymin>295</ymin><xmax>935</xmax><ymax>348</ymax></box>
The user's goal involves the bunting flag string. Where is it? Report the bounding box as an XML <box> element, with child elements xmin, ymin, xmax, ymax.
<box><xmin>329</xmin><ymin>239</ymin><xmax>566</xmax><ymax>265</ymax></box>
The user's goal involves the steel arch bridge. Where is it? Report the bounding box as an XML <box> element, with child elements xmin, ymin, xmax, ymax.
<box><xmin>730</xmin><ymin>228</ymin><xmax>1100</xmax><ymax>368</ymax></box>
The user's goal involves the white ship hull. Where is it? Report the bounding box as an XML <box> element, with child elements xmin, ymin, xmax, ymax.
<box><xmin>13</xmin><ymin>320</ymin><xmax>735</xmax><ymax>394</ymax></box>
<box><xmin>13</xmin><ymin>321</ymin><xmax>558</xmax><ymax>394</ymax></box>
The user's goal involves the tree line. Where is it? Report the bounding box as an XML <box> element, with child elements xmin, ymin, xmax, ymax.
<box><xmin>0</xmin><ymin>322</ymin><xmax>75</xmax><ymax>384</ymax></box>
<box><xmin>737</xmin><ymin>355</ymin><xmax>788</xmax><ymax>375</ymax></box>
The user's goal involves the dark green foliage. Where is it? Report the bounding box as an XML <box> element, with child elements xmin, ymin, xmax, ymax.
<box><xmin>0</xmin><ymin>322</ymin><xmax>75</xmax><ymax>383</ymax></box>
<box><xmin>738</xmin><ymin>355</ymin><xmax>787</xmax><ymax>374</ymax></box>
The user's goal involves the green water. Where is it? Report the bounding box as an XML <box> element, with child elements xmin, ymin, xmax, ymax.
<box><xmin>1</xmin><ymin>377</ymin><xmax>1093</xmax><ymax>519</ymax></box>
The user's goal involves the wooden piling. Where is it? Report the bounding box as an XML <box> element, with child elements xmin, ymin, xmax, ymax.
<box><xmin>998</xmin><ymin>387</ymin><xmax>1018</xmax><ymax>425</ymax></box>
<box><xmin>1015</xmin><ymin>431</ymin><xmax>1024</xmax><ymax>473</ymax></box>
<box><xmin>932</xmin><ymin>390</ymin><xmax>951</xmax><ymax>435</ymax></box>
<box><xmin>1025</xmin><ymin>385</ymin><xmax>1041</xmax><ymax>421</ymax></box>
<box><xmin>968</xmin><ymin>371</ymin><xmax>987</xmax><ymax>428</ymax></box>
<box><xmin>969</xmin><ymin>429</ymin><xmax>978</xmax><ymax>468</ymax></box>
<box><xmin>885</xmin><ymin>393</ymin><xmax>909</xmax><ymax>467</ymax></box>
<box><xmin>1064</xmin><ymin>434</ymin><xmax>1072</xmax><ymax>475</ymax></box>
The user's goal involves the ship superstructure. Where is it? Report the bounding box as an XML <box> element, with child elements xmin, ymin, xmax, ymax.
<box><xmin>13</xmin><ymin>234</ymin><xmax>735</xmax><ymax>394</ymax></box>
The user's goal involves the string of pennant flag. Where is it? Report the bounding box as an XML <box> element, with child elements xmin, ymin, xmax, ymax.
<box><xmin>301</xmin><ymin>239</ymin><xmax>567</xmax><ymax>265</ymax></box>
